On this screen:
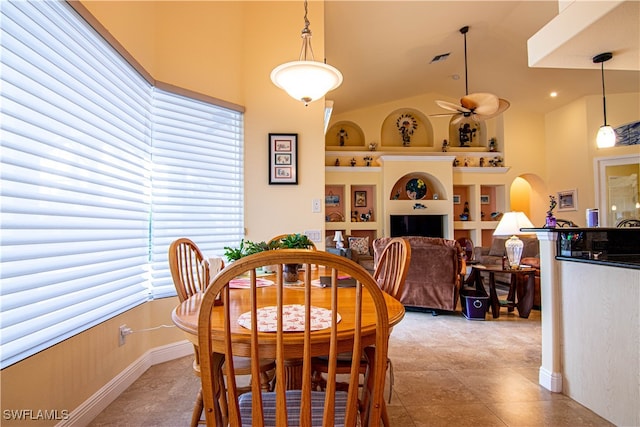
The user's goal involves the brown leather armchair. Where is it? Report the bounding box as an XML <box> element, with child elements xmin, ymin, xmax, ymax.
<box><xmin>374</xmin><ymin>236</ymin><xmax>464</xmax><ymax>313</ymax></box>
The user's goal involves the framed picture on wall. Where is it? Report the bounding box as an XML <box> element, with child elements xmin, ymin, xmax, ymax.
<box><xmin>557</xmin><ymin>189</ymin><xmax>578</xmax><ymax>211</ymax></box>
<box><xmin>269</xmin><ymin>133</ymin><xmax>297</xmax><ymax>185</ymax></box>
<box><xmin>354</xmin><ymin>191</ymin><xmax>367</xmax><ymax>207</ymax></box>
<box><xmin>480</xmin><ymin>195</ymin><xmax>490</xmax><ymax>205</ymax></box>
<box><xmin>453</xmin><ymin>195</ymin><xmax>461</xmax><ymax>204</ymax></box>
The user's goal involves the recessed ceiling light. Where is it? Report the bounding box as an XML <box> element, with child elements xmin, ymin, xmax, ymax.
<box><xmin>430</xmin><ymin>53</ymin><xmax>450</xmax><ymax>63</ymax></box>
<box><xmin>550</xmin><ymin>92</ymin><xmax>558</xmax><ymax>98</ymax></box>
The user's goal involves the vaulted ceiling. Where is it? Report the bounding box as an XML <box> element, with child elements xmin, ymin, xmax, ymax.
<box><xmin>324</xmin><ymin>1</ymin><xmax>640</xmax><ymax>116</ymax></box>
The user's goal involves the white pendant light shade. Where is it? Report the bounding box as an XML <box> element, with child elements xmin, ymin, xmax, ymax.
<box><xmin>596</xmin><ymin>125</ymin><xmax>616</xmax><ymax>148</ymax></box>
<box><xmin>271</xmin><ymin>60</ymin><xmax>343</xmax><ymax>106</ymax></box>
<box><xmin>593</xmin><ymin>52</ymin><xmax>616</xmax><ymax>148</ymax></box>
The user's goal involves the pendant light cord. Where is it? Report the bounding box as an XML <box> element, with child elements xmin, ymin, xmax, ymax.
<box><xmin>600</xmin><ymin>61</ymin><xmax>608</xmax><ymax>126</ymax></box>
<box><xmin>459</xmin><ymin>26</ymin><xmax>470</xmax><ymax>96</ymax></box>
<box><xmin>298</xmin><ymin>0</ymin><xmax>315</xmax><ymax>62</ymax></box>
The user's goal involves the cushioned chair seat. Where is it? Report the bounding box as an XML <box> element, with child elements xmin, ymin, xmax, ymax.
<box><xmin>238</xmin><ymin>390</ymin><xmax>348</xmax><ymax>427</ymax></box>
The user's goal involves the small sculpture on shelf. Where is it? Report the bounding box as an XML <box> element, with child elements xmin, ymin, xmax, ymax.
<box><xmin>413</xmin><ymin>203</ymin><xmax>426</xmax><ymax>209</ymax></box>
<box><xmin>453</xmin><ymin>158</ymin><xmax>460</xmax><ymax>167</ymax></box>
<box><xmin>360</xmin><ymin>209</ymin><xmax>372</xmax><ymax>222</ymax></box>
<box><xmin>459</xmin><ymin>201</ymin><xmax>470</xmax><ymax>221</ymax></box>
<box><xmin>463</xmin><ymin>157</ymin><xmax>470</xmax><ymax>167</ymax></box>
<box><xmin>488</xmin><ymin>156</ymin><xmax>503</xmax><ymax>167</ymax></box>
<box><xmin>396</xmin><ymin>113</ymin><xmax>417</xmax><ymax>147</ymax></box>
<box><xmin>491</xmin><ymin>211</ymin><xmax>503</xmax><ymax>221</ymax></box>
<box><xmin>489</xmin><ymin>137</ymin><xmax>497</xmax><ymax>152</ymax></box>
<box><xmin>334</xmin><ymin>158</ymin><xmax>340</xmax><ymax>166</ymax></box>
<box><xmin>337</xmin><ymin>128</ymin><xmax>348</xmax><ymax>146</ymax></box>
<box><xmin>479</xmin><ymin>157</ymin><xmax>485</xmax><ymax>167</ymax></box>
<box><xmin>545</xmin><ymin>195</ymin><xmax>557</xmax><ymax>228</ymax></box>
<box><xmin>351</xmin><ymin>210</ymin><xmax>359</xmax><ymax>222</ymax></box>
<box><xmin>363</xmin><ymin>155</ymin><xmax>373</xmax><ymax>166</ymax></box>
<box><xmin>441</xmin><ymin>139</ymin><xmax>449</xmax><ymax>152</ymax></box>
<box><xmin>350</xmin><ymin>157</ymin><xmax>356</xmax><ymax>167</ymax></box>
<box><xmin>368</xmin><ymin>141</ymin><xmax>377</xmax><ymax>151</ymax></box>
<box><xmin>458</xmin><ymin>122</ymin><xmax>477</xmax><ymax>146</ymax></box>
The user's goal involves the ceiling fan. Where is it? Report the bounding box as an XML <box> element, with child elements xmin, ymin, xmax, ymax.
<box><xmin>433</xmin><ymin>26</ymin><xmax>510</xmax><ymax>125</ymax></box>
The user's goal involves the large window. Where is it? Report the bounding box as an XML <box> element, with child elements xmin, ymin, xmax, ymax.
<box><xmin>0</xmin><ymin>0</ymin><xmax>243</xmax><ymax>368</ymax></box>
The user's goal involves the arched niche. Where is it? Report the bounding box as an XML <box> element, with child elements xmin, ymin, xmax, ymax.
<box><xmin>447</xmin><ymin>116</ymin><xmax>488</xmax><ymax>148</ymax></box>
<box><xmin>381</xmin><ymin>109</ymin><xmax>433</xmax><ymax>148</ymax></box>
<box><xmin>389</xmin><ymin>172</ymin><xmax>447</xmax><ymax>201</ymax></box>
<box><xmin>325</xmin><ymin>121</ymin><xmax>365</xmax><ymax>148</ymax></box>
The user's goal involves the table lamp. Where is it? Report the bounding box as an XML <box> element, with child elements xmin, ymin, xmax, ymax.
<box><xmin>493</xmin><ymin>211</ymin><xmax>534</xmax><ymax>270</ymax></box>
<box><xmin>333</xmin><ymin>230</ymin><xmax>344</xmax><ymax>249</ymax></box>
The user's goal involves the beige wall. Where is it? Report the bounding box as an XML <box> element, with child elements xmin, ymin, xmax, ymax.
<box><xmin>544</xmin><ymin>92</ymin><xmax>640</xmax><ymax>226</ymax></box>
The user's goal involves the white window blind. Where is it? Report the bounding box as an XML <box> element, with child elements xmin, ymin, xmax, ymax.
<box><xmin>149</xmin><ymin>89</ymin><xmax>244</xmax><ymax>298</ymax></box>
<box><xmin>0</xmin><ymin>0</ymin><xmax>244</xmax><ymax>368</ymax></box>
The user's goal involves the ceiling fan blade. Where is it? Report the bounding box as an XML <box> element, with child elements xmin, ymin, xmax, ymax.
<box><xmin>474</xmin><ymin>98</ymin><xmax>511</xmax><ymax>121</ymax></box>
<box><xmin>450</xmin><ymin>114</ymin><xmax>465</xmax><ymax>125</ymax></box>
<box><xmin>462</xmin><ymin>93</ymin><xmax>499</xmax><ymax>115</ymax></box>
<box><xmin>430</xmin><ymin>112</ymin><xmax>456</xmax><ymax>118</ymax></box>
<box><xmin>435</xmin><ymin>100</ymin><xmax>470</xmax><ymax>113</ymax></box>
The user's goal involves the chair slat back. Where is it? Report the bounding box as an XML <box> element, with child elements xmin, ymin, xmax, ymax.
<box><xmin>373</xmin><ymin>237</ymin><xmax>411</xmax><ymax>299</ymax></box>
<box><xmin>197</xmin><ymin>250</ymin><xmax>389</xmax><ymax>427</ymax></box>
<box><xmin>169</xmin><ymin>238</ymin><xmax>210</xmax><ymax>302</ymax></box>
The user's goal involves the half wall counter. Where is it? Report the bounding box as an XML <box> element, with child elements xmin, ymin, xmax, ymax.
<box><xmin>523</xmin><ymin>227</ymin><xmax>639</xmax><ymax>427</ymax></box>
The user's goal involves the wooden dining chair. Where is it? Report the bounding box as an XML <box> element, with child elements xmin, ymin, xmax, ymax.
<box><xmin>168</xmin><ymin>238</ymin><xmax>275</xmax><ymax>427</ymax></box>
<box><xmin>311</xmin><ymin>237</ymin><xmax>411</xmax><ymax>425</ymax></box>
<box><xmin>197</xmin><ymin>250</ymin><xmax>390</xmax><ymax>426</ymax></box>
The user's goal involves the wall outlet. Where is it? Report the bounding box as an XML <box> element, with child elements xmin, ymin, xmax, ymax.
<box><xmin>119</xmin><ymin>324</ymin><xmax>132</xmax><ymax>346</ymax></box>
<box><xmin>312</xmin><ymin>198</ymin><xmax>321</xmax><ymax>213</ymax></box>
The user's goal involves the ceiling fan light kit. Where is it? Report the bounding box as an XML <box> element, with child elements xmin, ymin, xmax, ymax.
<box><xmin>593</xmin><ymin>52</ymin><xmax>616</xmax><ymax>148</ymax></box>
<box><xmin>270</xmin><ymin>0</ymin><xmax>343</xmax><ymax>106</ymax></box>
<box><xmin>433</xmin><ymin>26</ymin><xmax>510</xmax><ymax>130</ymax></box>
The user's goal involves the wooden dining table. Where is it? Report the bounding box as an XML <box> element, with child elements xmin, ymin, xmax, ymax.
<box><xmin>171</xmin><ymin>268</ymin><xmax>406</xmax><ymax>389</ymax></box>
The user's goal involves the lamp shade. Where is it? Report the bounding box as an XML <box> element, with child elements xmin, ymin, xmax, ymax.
<box><xmin>271</xmin><ymin>61</ymin><xmax>343</xmax><ymax>106</ymax></box>
<box><xmin>493</xmin><ymin>212</ymin><xmax>535</xmax><ymax>270</ymax></box>
<box><xmin>596</xmin><ymin>125</ymin><xmax>616</xmax><ymax>148</ymax></box>
<box><xmin>493</xmin><ymin>212</ymin><xmax>534</xmax><ymax>237</ymax></box>
<box><xmin>333</xmin><ymin>230</ymin><xmax>344</xmax><ymax>249</ymax></box>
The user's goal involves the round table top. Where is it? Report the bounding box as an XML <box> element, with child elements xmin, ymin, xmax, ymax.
<box><xmin>172</xmin><ymin>283</ymin><xmax>405</xmax><ymax>358</ymax></box>
<box><xmin>472</xmin><ymin>264</ymin><xmax>537</xmax><ymax>273</ymax></box>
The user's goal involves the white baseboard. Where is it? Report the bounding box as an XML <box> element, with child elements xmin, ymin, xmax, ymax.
<box><xmin>57</xmin><ymin>340</ymin><xmax>192</xmax><ymax>427</ymax></box>
<box><xmin>539</xmin><ymin>366</ymin><xmax>563</xmax><ymax>393</ymax></box>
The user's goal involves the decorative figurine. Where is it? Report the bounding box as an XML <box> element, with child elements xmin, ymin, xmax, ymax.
<box><xmin>351</xmin><ymin>211</ymin><xmax>359</xmax><ymax>222</ymax></box>
<box><xmin>413</xmin><ymin>203</ymin><xmax>427</xmax><ymax>209</ymax></box>
<box><xmin>396</xmin><ymin>113</ymin><xmax>417</xmax><ymax>147</ymax></box>
<box><xmin>459</xmin><ymin>201</ymin><xmax>470</xmax><ymax>221</ymax></box>
<box><xmin>453</xmin><ymin>158</ymin><xmax>460</xmax><ymax>167</ymax></box>
<box><xmin>334</xmin><ymin>158</ymin><xmax>340</xmax><ymax>166</ymax></box>
<box><xmin>463</xmin><ymin>157</ymin><xmax>469</xmax><ymax>167</ymax></box>
<box><xmin>489</xmin><ymin>137</ymin><xmax>497</xmax><ymax>152</ymax></box>
<box><xmin>458</xmin><ymin>122</ymin><xmax>477</xmax><ymax>146</ymax></box>
<box><xmin>368</xmin><ymin>142</ymin><xmax>377</xmax><ymax>151</ymax></box>
<box><xmin>393</xmin><ymin>190</ymin><xmax>401</xmax><ymax>200</ymax></box>
<box><xmin>479</xmin><ymin>157</ymin><xmax>485</xmax><ymax>167</ymax></box>
<box><xmin>441</xmin><ymin>139</ymin><xmax>449</xmax><ymax>152</ymax></box>
<box><xmin>350</xmin><ymin>157</ymin><xmax>356</xmax><ymax>167</ymax></box>
<box><xmin>363</xmin><ymin>156</ymin><xmax>373</xmax><ymax>166</ymax></box>
<box><xmin>337</xmin><ymin>128</ymin><xmax>348</xmax><ymax>146</ymax></box>
<box><xmin>545</xmin><ymin>195</ymin><xmax>557</xmax><ymax>228</ymax></box>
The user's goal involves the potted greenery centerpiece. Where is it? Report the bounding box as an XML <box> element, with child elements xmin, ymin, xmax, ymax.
<box><xmin>273</xmin><ymin>234</ymin><xmax>314</xmax><ymax>282</ymax></box>
<box><xmin>223</xmin><ymin>234</ymin><xmax>314</xmax><ymax>282</ymax></box>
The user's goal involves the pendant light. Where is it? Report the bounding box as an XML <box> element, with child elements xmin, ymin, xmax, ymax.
<box><xmin>270</xmin><ymin>0</ymin><xmax>343</xmax><ymax>106</ymax></box>
<box><xmin>593</xmin><ymin>52</ymin><xmax>616</xmax><ymax>148</ymax></box>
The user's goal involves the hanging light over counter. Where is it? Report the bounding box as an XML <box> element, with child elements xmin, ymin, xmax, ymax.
<box><xmin>270</xmin><ymin>0</ymin><xmax>343</xmax><ymax>106</ymax></box>
<box><xmin>593</xmin><ymin>52</ymin><xmax>616</xmax><ymax>148</ymax></box>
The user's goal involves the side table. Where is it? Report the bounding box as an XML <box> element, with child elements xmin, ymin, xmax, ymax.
<box><xmin>466</xmin><ymin>265</ymin><xmax>536</xmax><ymax>318</ymax></box>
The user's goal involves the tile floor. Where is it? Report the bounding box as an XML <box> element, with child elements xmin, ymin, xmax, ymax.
<box><xmin>89</xmin><ymin>308</ymin><xmax>613</xmax><ymax>426</ymax></box>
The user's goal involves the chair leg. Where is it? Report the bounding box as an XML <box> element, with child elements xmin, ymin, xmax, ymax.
<box><xmin>191</xmin><ymin>389</ymin><xmax>204</xmax><ymax>427</ymax></box>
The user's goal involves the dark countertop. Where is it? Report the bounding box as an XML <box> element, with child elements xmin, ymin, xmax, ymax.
<box><xmin>555</xmin><ymin>255</ymin><xmax>640</xmax><ymax>270</ymax></box>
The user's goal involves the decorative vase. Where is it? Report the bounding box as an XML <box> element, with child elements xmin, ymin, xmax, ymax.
<box><xmin>283</xmin><ymin>263</ymin><xmax>299</xmax><ymax>283</ymax></box>
<box><xmin>545</xmin><ymin>215</ymin><xmax>556</xmax><ymax>228</ymax></box>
